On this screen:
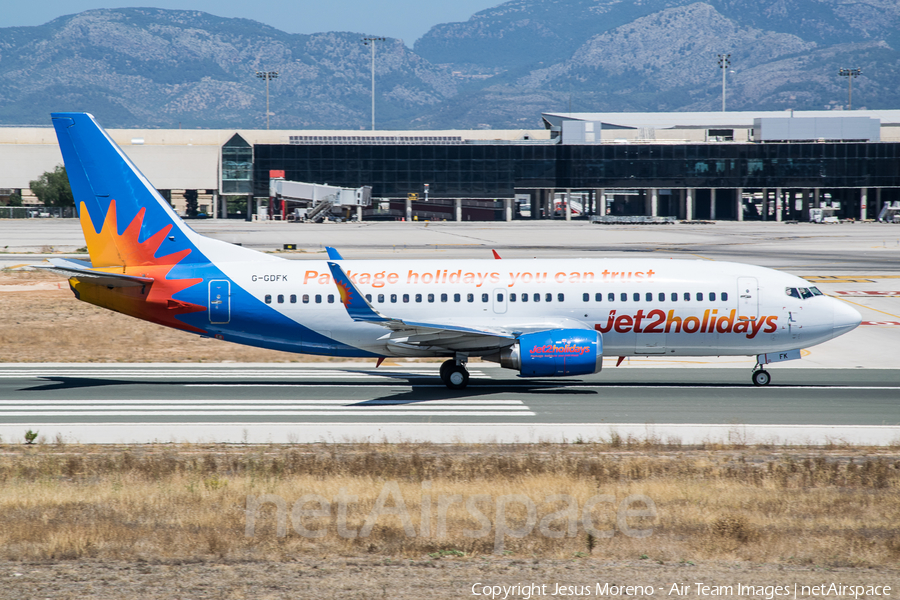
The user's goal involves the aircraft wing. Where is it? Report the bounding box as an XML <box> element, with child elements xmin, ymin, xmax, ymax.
<box><xmin>37</xmin><ymin>258</ymin><xmax>154</xmax><ymax>288</ymax></box>
<box><xmin>326</xmin><ymin>261</ymin><xmax>515</xmax><ymax>353</ymax></box>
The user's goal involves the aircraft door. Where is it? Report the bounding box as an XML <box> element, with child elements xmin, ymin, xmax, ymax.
<box><xmin>209</xmin><ymin>280</ymin><xmax>230</xmax><ymax>324</ymax></box>
<box><xmin>737</xmin><ymin>277</ymin><xmax>758</xmax><ymax>319</ymax></box>
<box><xmin>492</xmin><ymin>289</ymin><xmax>508</xmax><ymax>314</ymax></box>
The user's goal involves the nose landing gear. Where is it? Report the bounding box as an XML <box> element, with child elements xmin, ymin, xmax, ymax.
<box><xmin>751</xmin><ymin>366</ymin><xmax>771</xmax><ymax>386</ymax></box>
<box><xmin>440</xmin><ymin>357</ymin><xmax>469</xmax><ymax>390</ymax></box>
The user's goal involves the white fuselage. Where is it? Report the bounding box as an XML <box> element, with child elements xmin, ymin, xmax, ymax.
<box><xmin>211</xmin><ymin>257</ymin><xmax>857</xmax><ymax>358</ymax></box>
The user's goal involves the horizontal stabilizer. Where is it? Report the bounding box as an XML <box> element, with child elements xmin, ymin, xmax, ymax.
<box><xmin>38</xmin><ymin>258</ymin><xmax>154</xmax><ymax>288</ymax></box>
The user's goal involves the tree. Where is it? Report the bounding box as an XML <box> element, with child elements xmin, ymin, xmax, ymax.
<box><xmin>5</xmin><ymin>191</ymin><xmax>22</xmax><ymax>206</ymax></box>
<box><xmin>30</xmin><ymin>165</ymin><xmax>73</xmax><ymax>208</ymax></box>
<box><xmin>182</xmin><ymin>189</ymin><xmax>199</xmax><ymax>218</ymax></box>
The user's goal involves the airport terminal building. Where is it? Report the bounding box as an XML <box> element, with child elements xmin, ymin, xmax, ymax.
<box><xmin>2</xmin><ymin>109</ymin><xmax>900</xmax><ymax>221</ymax></box>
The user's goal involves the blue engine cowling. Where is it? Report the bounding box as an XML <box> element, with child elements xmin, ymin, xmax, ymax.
<box><xmin>485</xmin><ymin>329</ymin><xmax>603</xmax><ymax>377</ymax></box>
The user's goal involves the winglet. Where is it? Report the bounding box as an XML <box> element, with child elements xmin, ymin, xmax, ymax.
<box><xmin>326</xmin><ymin>247</ymin><xmax>343</xmax><ymax>260</ymax></box>
<box><xmin>327</xmin><ymin>261</ymin><xmax>389</xmax><ymax>322</ymax></box>
<box><xmin>492</xmin><ymin>249</ymin><xmax>502</xmax><ymax>259</ymax></box>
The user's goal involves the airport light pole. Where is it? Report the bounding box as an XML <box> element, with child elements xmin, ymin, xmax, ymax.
<box><xmin>839</xmin><ymin>67</ymin><xmax>861</xmax><ymax>110</ymax></box>
<box><xmin>256</xmin><ymin>71</ymin><xmax>279</xmax><ymax>129</ymax></box>
<box><xmin>362</xmin><ymin>37</ymin><xmax>386</xmax><ymax>130</ymax></box>
<box><xmin>717</xmin><ymin>54</ymin><xmax>731</xmax><ymax>112</ymax></box>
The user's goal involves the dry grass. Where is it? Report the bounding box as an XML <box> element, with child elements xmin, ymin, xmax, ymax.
<box><xmin>0</xmin><ymin>443</ymin><xmax>898</xmax><ymax>567</ymax></box>
<box><xmin>0</xmin><ymin>268</ymin><xmax>395</xmax><ymax>363</ymax></box>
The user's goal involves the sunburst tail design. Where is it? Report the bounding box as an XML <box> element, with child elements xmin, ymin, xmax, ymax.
<box><xmin>70</xmin><ymin>198</ymin><xmax>206</xmax><ymax>332</ymax></box>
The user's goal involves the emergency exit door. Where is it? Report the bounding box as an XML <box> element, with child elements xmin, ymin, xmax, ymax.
<box><xmin>737</xmin><ymin>277</ymin><xmax>758</xmax><ymax>319</ymax></box>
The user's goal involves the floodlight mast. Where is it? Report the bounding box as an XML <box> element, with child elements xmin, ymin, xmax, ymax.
<box><xmin>839</xmin><ymin>67</ymin><xmax>861</xmax><ymax>110</ymax></box>
<box><xmin>362</xmin><ymin>37</ymin><xmax>386</xmax><ymax>130</ymax></box>
<box><xmin>256</xmin><ymin>71</ymin><xmax>279</xmax><ymax>129</ymax></box>
<box><xmin>717</xmin><ymin>54</ymin><xmax>731</xmax><ymax>112</ymax></box>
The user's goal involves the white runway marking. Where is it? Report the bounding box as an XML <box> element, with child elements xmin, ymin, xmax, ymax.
<box><xmin>0</xmin><ymin>423</ymin><xmax>896</xmax><ymax>445</ymax></box>
<box><xmin>0</xmin><ymin>369</ymin><xmax>485</xmax><ymax>379</ymax></box>
<box><xmin>0</xmin><ymin>398</ymin><xmax>535</xmax><ymax>417</ymax></box>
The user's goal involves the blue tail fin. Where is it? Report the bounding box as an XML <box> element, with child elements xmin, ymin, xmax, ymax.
<box><xmin>51</xmin><ymin>112</ymin><xmax>204</xmax><ymax>267</ymax></box>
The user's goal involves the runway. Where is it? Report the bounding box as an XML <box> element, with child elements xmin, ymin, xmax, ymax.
<box><xmin>2</xmin><ymin>364</ymin><xmax>898</xmax><ymax>445</ymax></box>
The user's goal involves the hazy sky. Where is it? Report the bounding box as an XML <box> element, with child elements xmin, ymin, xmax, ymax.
<box><xmin>3</xmin><ymin>0</ymin><xmax>501</xmax><ymax>46</ymax></box>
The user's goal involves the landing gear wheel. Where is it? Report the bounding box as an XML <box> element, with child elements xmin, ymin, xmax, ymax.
<box><xmin>439</xmin><ymin>359</ymin><xmax>455</xmax><ymax>383</ymax></box>
<box><xmin>445</xmin><ymin>365</ymin><xmax>469</xmax><ymax>390</ymax></box>
<box><xmin>752</xmin><ymin>369</ymin><xmax>771</xmax><ymax>387</ymax></box>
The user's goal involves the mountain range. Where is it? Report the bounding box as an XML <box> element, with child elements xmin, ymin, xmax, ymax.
<box><xmin>0</xmin><ymin>1</ymin><xmax>897</xmax><ymax>130</ymax></box>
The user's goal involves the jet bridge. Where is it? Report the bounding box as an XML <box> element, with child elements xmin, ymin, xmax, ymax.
<box><xmin>269</xmin><ymin>179</ymin><xmax>372</xmax><ymax>222</ymax></box>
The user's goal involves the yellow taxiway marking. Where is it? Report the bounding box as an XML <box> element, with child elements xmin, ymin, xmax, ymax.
<box><xmin>830</xmin><ymin>296</ymin><xmax>900</xmax><ymax>320</ymax></box>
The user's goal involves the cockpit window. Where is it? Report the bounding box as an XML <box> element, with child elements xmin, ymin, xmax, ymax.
<box><xmin>786</xmin><ymin>287</ymin><xmax>818</xmax><ymax>299</ymax></box>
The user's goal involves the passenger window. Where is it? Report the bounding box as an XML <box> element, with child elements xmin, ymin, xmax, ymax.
<box><xmin>277</xmin><ymin>294</ymin><xmax>284</xmax><ymax>304</ymax></box>
<box><xmin>658</xmin><ymin>292</ymin><xmax>664</xmax><ymax>302</ymax></box>
<box><xmin>454</xmin><ymin>293</ymin><xmax>461</xmax><ymax>302</ymax></box>
<box><xmin>558</xmin><ymin>293</ymin><xmax>564</xmax><ymax>302</ymax></box>
<box><xmin>402</xmin><ymin>294</ymin><xmax>409</xmax><ymax>303</ymax></box>
<box><xmin>391</xmin><ymin>294</ymin><xmax>397</xmax><ymax>303</ymax></box>
<box><xmin>697</xmin><ymin>292</ymin><xmax>703</xmax><ymax>301</ymax></box>
<box><xmin>377</xmin><ymin>294</ymin><xmax>384</xmax><ymax>303</ymax></box>
<box><xmin>620</xmin><ymin>293</ymin><xmax>627</xmax><ymax>302</ymax></box>
<box><xmin>327</xmin><ymin>294</ymin><xmax>334</xmax><ymax>304</ymax></box>
<box><xmin>265</xmin><ymin>294</ymin><xmax>272</xmax><ymax>304</ymax></box>
<box><xmin>595</xmin><ymin>293</ymin><xmax>603</xmax><ymax>302</ymax></box>
<box><xmin>710</xmin><ymin>292</ymin><xmax>716</xmax><ymax>301</ymax></box>
<box><xmin>290</xmin><ymin>294</ymin><xmax>297</xmax><ymax>304</ymax></box>
<box><xmin>545</xmin><ymin>293</ymin><xmax>552</xmax><ymax>302</ymax></box>
<box><xmin>315</xmin><ymin>294</ymin><xmax>321</xmax><ymax>304</ymax></box>
<box><xmin>427</xmin><ymin>293</ymin><xmax>434</xmax><ymax>303</ymax></box>
<box><xmin>671</xmin><ymin>293</ymin><xmax>677</xmax><ymax>302</ymax></box>
<box><xmin>482</xmin><ymin>293</ymin><xmax>489</xmax><ymax>302</ymax></box>
<box><xmin>365</xmin><ymin>294</ymin><xmax>372</xmax><ymax>302</ymax></box>
<box><xmin>633</xmin><ymin>292</ymin><xmax>640</xmax><ymax>302</ymax></box>
<box><xmin>467</xmin><ymin>293</ymin><xmax>474</xmax><ymax>303</ymax></box>
<box><xmin>521</xmin><ymin>293</ymin><xmax>528</xmax><ymax>303</ymax></box>
<box><xmin>583</xmin><ymin>293</ymin><xmax>590</xmax><ymax>302</ymax></box>
<box><xmin>441</xmin><ymin>293</ymin><xmax>448</xmax><ymax>302</ymax></box>
<box><xmin>684</xmin><ymin>292</ymin><xmax>690</xmax><ymax>301</ymax></box>
<box><xmin>721</xmin><ymin>292</ymin><xmax>728</xmax><ymax>301</ymax></box>
<box><xmin>645</xmin><ymin>292</ymin><xmax>652</xmax><ymax>302</ymax></box>
<box><xmin>534</xmin><ymin>293</ymin><xmax>540</xmax><ymax>302</ymax></box>
<box><xmin>497</xmin><ymin>293</ymin><xmax>504</xmax><ymax>302</ymax></box>
<box><xmin>302</xmin><ymin>294</ymin><xmax>310</xmax><ymax>304</ymax></box>
<box><xmin>608</xmin><ymin>293</ymin><xmax>615</xmax><ymax>302</ymax></box>
<box><xmin>510</xmin><ymin>293</ymin><xmax>516</xmax><ymax>302</ymax></box>
<box><xmin>416</xmin><ymin>294</ymin><xmax>422</xmax><ymax>303</ymax></box>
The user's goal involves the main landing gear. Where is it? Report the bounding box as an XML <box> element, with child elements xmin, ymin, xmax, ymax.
<box><xmin>751</xmin><ymin>366</ymin><xmax>771</xmax><ymax>387</ymax></box>
<box><xmin>440</xmin><ymin>358</ymin><xmax>469</xmax><ymax>390</ymax></box>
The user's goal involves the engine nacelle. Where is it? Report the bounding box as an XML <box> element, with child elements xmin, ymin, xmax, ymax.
<box><xmin>485</xmin><ymin>329</ymin><xmax>603</xmax><ymax>377</ymax></box>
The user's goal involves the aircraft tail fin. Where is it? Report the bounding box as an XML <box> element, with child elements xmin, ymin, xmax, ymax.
<box><xmin>51</xmin><ymin>112</ymin><xmax>207</xmax><ymax>269</ymax></box>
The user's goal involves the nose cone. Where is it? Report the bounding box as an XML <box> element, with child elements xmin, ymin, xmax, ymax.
<box><xmin>832</xmin><ymin>299</ymin><xmax>862</xmax><ymax>338</ymax></box>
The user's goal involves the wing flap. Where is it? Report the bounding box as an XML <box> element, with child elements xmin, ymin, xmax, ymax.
<box><xmin>327</xmin><ymin>261</ymin><xmax>516</xmax><ymax>352</ymax></box>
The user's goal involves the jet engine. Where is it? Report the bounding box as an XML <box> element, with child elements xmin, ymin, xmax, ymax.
<box><xmin>484</xmin><ymin>329</ymin><xmax>602</xmax><ymax>377</ymax></box>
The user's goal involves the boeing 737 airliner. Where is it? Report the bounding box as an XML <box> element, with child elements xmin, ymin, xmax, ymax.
<box><xmin>44</xmin><ymin>113</ymin><xmax>861</xmax><ymax>389</ymax></box>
